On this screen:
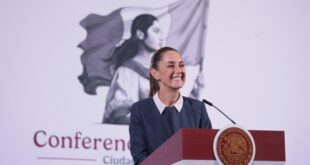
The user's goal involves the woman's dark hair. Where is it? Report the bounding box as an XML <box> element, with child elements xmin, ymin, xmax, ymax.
<box><xmin>149</xmin><ymin>47</ymin><xmax>179</xmax><ymax>96</ymax></box>
<box><xmin>112</xmin><ymin>14</ymin><xmax>158</xmax><ymax>70</ymax></box>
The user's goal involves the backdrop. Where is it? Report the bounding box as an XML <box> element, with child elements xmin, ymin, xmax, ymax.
<box><xmin>0</xmin><ymin>0</ymin><xmax>309</xmax><ymax>164</ymax></box>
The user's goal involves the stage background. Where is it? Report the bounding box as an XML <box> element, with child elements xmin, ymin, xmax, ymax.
<box><xmin>1</xmin><ymin>0</ymin><xmax>309</xmax><ymax>164</ymax></box>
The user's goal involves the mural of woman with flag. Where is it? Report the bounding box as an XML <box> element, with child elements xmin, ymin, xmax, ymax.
<box><xmin>103</xmin><ymin>14</ymin><xmax>164</xmax><ymax>124</ymax></box>
<box><xmin>78</xmin><ymin>0</ymin><xmax>209</xmax><ymax>124</ymax></box>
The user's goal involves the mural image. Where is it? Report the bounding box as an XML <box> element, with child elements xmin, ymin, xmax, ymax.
<box><xmin>78</xmin><ymin>0</ymin><xmax>209</xmax><ymax>124</ymax></box>
<box><xmin>103</xmin><ymin>14</ymin><xmax>162</xmax><ymax>124</ymax></box>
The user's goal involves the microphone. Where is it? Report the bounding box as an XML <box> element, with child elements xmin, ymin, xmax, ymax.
<box><xmin>202</xmin><ymin>99</ymin><xmax>236</xmax><ymax>125</ymax></box>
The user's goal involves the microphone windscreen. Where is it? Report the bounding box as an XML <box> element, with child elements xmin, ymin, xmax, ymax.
<box><xmin>202</xmin><ymin>99</ymin><xmax>213</xmax><ymax>106</ymax></box>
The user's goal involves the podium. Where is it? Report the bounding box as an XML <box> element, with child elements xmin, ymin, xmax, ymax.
<box><xmin>141</xmin><ymin>128</ymin><xmax>285</xmax><ymax>165</ymax></box>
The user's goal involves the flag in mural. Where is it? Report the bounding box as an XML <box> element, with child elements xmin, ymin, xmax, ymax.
<box><xmin>78</xmin><ymin>0</ymin><xmax>210</xmax><ymax>124</ymax></box>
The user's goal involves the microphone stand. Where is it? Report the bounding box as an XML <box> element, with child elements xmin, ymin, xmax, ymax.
<box><xmin>202</xmin><ymin>99</ymin><xmax>236</xmax><ymax>125</ymax></box>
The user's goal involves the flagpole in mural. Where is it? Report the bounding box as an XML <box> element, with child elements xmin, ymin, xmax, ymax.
<box><xmin>78</xmin><ymin>0</ymin><xmax>210</xmax><ymax>124</ymax></box>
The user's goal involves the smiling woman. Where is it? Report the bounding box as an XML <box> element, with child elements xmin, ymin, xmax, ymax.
<box><xmin>129</xmin><ymin>47</ymin><xmax>212</xmax><ymax>165</ymax></box>
<box><xmin>150</xmin><ymin>49</ymin><xmax>186</xmax><ymax>96</ymax></box>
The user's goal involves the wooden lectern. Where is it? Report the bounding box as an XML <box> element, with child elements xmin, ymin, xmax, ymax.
<box><xmin>141</xmin><ymin>129</ymin><xmax>285</xmax><ymax>165</ymax></box>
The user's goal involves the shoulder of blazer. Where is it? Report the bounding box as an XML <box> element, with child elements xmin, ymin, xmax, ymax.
<box><xmin>183</xmin><ymin>96</ymin><xmax>202</xmax><ymax>105</ymax></box>
<box><xmin>131</xmin><ymin>97</ymin><xmax>154</xmax><ymax>113</ymax></box>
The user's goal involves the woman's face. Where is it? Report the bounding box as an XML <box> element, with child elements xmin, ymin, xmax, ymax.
<box><xmin>153</xmin><ymin>50</ymin><xmax>186</xmax><ymax>91</ymax></box>
<box><xmin>143</xmin><ymin>21</ymin><xmax>164</xmax><ymax>51</ymax></box>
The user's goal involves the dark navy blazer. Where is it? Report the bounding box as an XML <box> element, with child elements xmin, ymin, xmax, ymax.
<box><xmin>129</xmin><ymin>96</ymin><xmax>212</xmax><ymax>164</ymax></box>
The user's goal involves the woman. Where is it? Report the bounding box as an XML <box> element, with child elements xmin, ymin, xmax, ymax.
<box><xmin>129</xmin><ymin>47</ymin><xmax>212</xmax><ymax>164</ymax></box>
<box><xmin>103</xmin><ymin>14</ymin><xmax>164</xmax><ymax>124</ymax></box>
